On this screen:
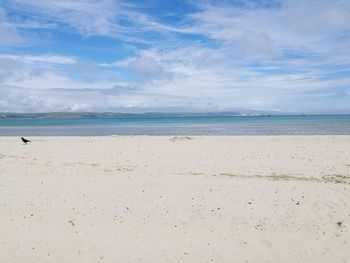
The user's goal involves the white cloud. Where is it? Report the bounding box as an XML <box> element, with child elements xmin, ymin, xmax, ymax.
<box><xmin>188</xmin><ymin>0</ymin><xmax>350</xmax><ymax>60</ymax></box>
<box><xmin>2</xmin><ymin>0</ymin><xmax>183</xmax><ymax>42</ymax></box>
<box><xmin>103</xmin><ymin>45</ymin><xmax>350</xmax><ymax>111</ymax></box>
<box><xmin>5</xmin><ymin>0</ymin><xmax>120</xmax><ymax>36</ymax></box>
<box><xmin>127</xmin><ymin>57</ymin><xmax>171</xmax><ymax>80</ymax></box>
<box><xmin>282</xmin><ymin>0</ymin><xmax>350</xmax><ymax>35</ymax></box>
<box><xmin>0</xmin><ymin>0</ymin><xmax>350</xmax><ymax>113</ymax></box>
<box><xmin>1</xmin><ymin>55</ymin><xmax>350</xmax><ymax>112</ymax></box>
<box><xmin>0</xmin><ymin>54</ymin><xmax>77</xmax><ymax>64</ymax></box>
<box><xmin>0</xmin><ymin>7</ymin><xmax>22</xmax><ymax>45</ymax></box>
<box><xmin>3</xmin><ymin>71</ymin><xmax>113</xmax><ymax>90</ymax></box>
<box><xmin>110</xmin><ymin>51</ymin><xmax>173</xmax><ymax>81</ymax></box>
<box><xmin>0</xmin><ymin>57</ymin><xmax>22</xmax><ymax>81</ymax></box>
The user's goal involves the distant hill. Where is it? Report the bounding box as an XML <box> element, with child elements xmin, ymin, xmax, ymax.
<box><xmin>0</xmin><ymin>110</ymin><xmax>310</xmax><ymax>119</ymax></box>
<box><xmin>0</xmin><ymin>111</ymin><xmax>272</xmax><ymax>119</ymax></box>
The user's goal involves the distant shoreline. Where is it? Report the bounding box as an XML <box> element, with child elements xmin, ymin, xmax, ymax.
<box><xmin>2</xmin><ymin>112</ymin><xmax>349</xmax><ymax>119</ymax></box>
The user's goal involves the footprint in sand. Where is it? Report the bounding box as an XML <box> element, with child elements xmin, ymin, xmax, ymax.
<box><xmin>104</xmin><ymin>166</ymin><xmax>134</xmax><ymax>172</ymax></box>
<box><xmin>76</xmin><ymin>162</ymin><xmax>101</xmax><ymax>167</ymax></box>
<box><xmin>170</xmin><ymin>136</ymin><xmax>193</xmax><ymax>142</ymax></box>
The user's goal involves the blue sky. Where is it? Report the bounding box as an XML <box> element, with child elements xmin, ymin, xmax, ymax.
<box><xmin>0</xmin><ymin>0</ymin><xmax>350</xmax><ymax>113</ymax></box>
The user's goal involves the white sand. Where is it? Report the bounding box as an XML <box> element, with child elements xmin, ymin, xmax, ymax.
<box><xmin>0</xmin><ymin>136</ymin><xmax>349</xmax><ymax>262</ymax></box>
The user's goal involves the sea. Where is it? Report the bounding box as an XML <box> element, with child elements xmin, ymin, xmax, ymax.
<box><xmin>1</xmin><ymin>115</ymin><xmax>350</xmax><ymax>136</ymax></box>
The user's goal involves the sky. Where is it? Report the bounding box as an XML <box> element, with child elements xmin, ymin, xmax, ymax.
<box><xmin>0</xmin><ymin>0</ymin><xmax>350</xmax><ymax>113</ymax></box>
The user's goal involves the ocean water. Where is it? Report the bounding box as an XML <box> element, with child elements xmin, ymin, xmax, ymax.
<box><xmin>1</xmin><ymin>115</ymin><xmax>350</xmax><ymax>136</ymax></box>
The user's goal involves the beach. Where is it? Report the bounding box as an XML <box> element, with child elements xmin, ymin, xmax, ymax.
<box><xmin>0</xmin><ymin>136</ymin><xmax>349</xmax><ymax>262</ymax></box>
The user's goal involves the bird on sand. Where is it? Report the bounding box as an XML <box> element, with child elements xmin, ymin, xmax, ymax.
<box><xmin>21</xmin><ymin>137</ymin><xmax>31</xmax><ymax>144</ymax></box>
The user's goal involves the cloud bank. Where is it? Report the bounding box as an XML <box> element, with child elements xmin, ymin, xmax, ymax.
<box><xmin>0</xmin><ymin>0</ymin><xmax>349</xmax><ymax>113</ymax></box>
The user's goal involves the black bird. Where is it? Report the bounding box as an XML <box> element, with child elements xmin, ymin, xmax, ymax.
<box><xmin>21</xmin><ymin>137</ymin><xmax>31</xmax><ymax>144</ymax></box>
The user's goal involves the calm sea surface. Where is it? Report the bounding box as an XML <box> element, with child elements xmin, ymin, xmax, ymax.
<box><xmin>1</xmin><ymin>115</ymin><xmax>350</xmax><ymax>136</ymax></box>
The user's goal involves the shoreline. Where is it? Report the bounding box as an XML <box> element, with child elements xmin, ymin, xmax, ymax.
<box><xmin>1</xmin><ymin>115</ymin><xmax>350</xmax><ymax>136</ymax></box>
<box><xmin>2</xmin><ymin>134</ymin><xmax>350</xmax><ymax>137</ymax></box>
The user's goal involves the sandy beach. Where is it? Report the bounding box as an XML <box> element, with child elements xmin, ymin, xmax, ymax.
<box><xmin>0</xmin><ymin>136</ymin><xmax>349</xmax><ymax>262</ymax></box>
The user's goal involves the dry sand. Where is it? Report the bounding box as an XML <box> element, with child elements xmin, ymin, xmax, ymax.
<box><xmin>0</xmin><ymin>136</ymin><xmax>350</xmax><ymax>262</ymax></box>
